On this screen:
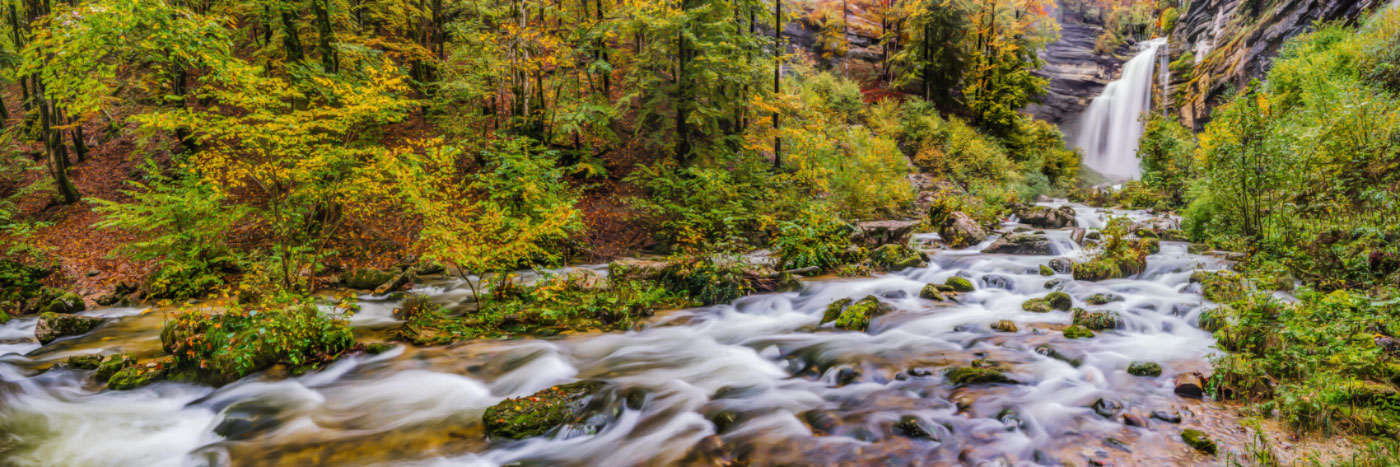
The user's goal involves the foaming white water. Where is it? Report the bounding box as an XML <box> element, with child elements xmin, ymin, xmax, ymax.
<box><xmin>0</xmin><ymin>203</ymin><xmax>1241</xmax><ymax>465</ymax></box>
<box><xmin>1074</xmin><ymin>38</ymin><xmax>1168</xmax><ymax>181</ymax></box>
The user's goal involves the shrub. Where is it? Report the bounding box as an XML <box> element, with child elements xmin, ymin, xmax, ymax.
<box><xmin>773</xmin><ymin>204</ymin><xmax>854</xmax><ymax>271</ymax></box>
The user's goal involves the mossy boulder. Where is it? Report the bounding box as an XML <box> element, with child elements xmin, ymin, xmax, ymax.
<box><xmin>107</xmin><ymin>358</ymin><xmax>173</xmax><ymax>390</ymax></box>
<box><xmin>1044</xmin><ymin>292</ymin><xmax>1072</xmax><ymax>311</ymax></box>
<box><xmin>1181</xmin><ymin>429</ymin><xmax>1216</xmax><ymax>454</ymax></box>
<box><xmin>95</xmin><ymin>354</ymin><xmax>136</xmax><ymax>381</ymax></box>
<box><xmin>939</xmin><ymin>212</ymin><xmax>988</xmax><ymax>248</ymax></box>
<box><xmin>870</xmin><ymin>244</ymin><xmax>928</xmax><ymax>271</ymax></box>
<box><xmin>821</xmin><ymin>296</ymin><xmax>890</xmax><ymax>332</ymax></box>
<box><xmin>344</xmin><ymin>268</ymin><xmax>397</xmax><ymax>290</ymax></box>
<box><xmin>161</xmin><ymin>306</ymin><xmax>355</xmax><ymax>386</ymax></box>
<box><xmin>483</xmin><ymin>380</ymin><xmax>606</xmax><ymax>440</ymax></box>
<box><xmin>1015</xmin><ymin>205</ymin><xmax>1077</xmax><ymax>229</ymax></box>
<box><xmin>919</xmin><ymin>284</ymin><xmax>945</xmax><ymax>301</ymax></box>
<box><xmin>1022</xmin><ymin>298</ymin><xmax>1052</xmax><ymax>313</ymax></box>
<box><xmin>1127</xmin><ymin>361</ymin><xmax>1163</xmax><ymax>377</ymax></box>
<box><xmin>983</xmin><ymin>234</ymin><xmax>1053</xmax><ymax>255</ymax></box>
<box><xmin>945</xmin><ymin>366</ymin><xmax>1016</xmax><ymax>386</ymax></box>
<box><xmin>991</xmin><ymin>320</ymin><xmax>1018</xmax><ymax>332</ymax></box>
<box><xmin>1039</xmin><ymin>264</ymin><xmax>1054</xmax><ymax>276</ymax></box>
<box><xmin>1048</xmin><ymin>258</ymin><xmax>1074</xmax><ymax>274</ymax></box>
<box><xmin>821</xmin><ymin>298</ymin><xmax>853</xmax><ymax>324</ymax></box>
<box><xmin>1190</xmin><ymin>270</ymin><xmax>1247</xmax><ymax>303</ymax></box>
<box><xmin>64</xmin><ymin>354</ymin><xmax>104</xmax><ymax>369</ymax></box>
<box><xmin>1086</xmin><ymin>293</ymin><xmax>1120</xmax><ymax>305</ymax></box>
<box><xmin>1072</xmin><ymin>308</ymin><xmax>1121</xmax><ymax>330</ymax></box>
<box><xmin>1063</xmin><ymin>325</ymin><xmax>1095</xmax><ymax>339</ymax></box>
<box><xmin>37</xmin><ymin>290</ymin><xmax>85</xmax><ymax>314</ymax></box>
<box><xmin>34</xmin><ymin>312</ymin><xmax>105</xmax><ymax>344</ymax></box>
<box><xmin>1073</xmin><ymin>253</ymin><xmax>1147</xmax><ymax>281</ymax></box>
<box><xmin>945</xmin><ymin>276</ymin><xmax>975</xmax><ymax>292</ymax></box>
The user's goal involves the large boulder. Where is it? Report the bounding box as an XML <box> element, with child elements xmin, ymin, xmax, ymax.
<box><xmin>820</xmin><ymin>296</ymin><xmax>891</xmax><ymax>332</ymax></box>
<box><xmin>853</xmin><ymin>220</ymin><xmax>920</xmax><ymax>248</ymax></box>
<box><xmin>982</xmin><ymin>234</ymin><xmax>1053</xmax><ymax>255</ymax></box>
<box><xmin>939</xmin><ymin>212</ymin><xmax>987</xmax><ymax>248</ymax></box>
<box><xmin>344</xmin><ymin>268</ymin><xmax>397</xmax><ymax>290</ymax></box>
<box><xmin>1015</xmin><ymin>205</ymin><xmax>1077</xmax><ymax>229</ymax></box>
<box><xmin>35</xmin><ymin>312</ymin><xmax>105</xmax><ymax>344</ymax></box>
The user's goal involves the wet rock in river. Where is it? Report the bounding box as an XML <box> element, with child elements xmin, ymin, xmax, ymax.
<box><xmin>1022</xmin><ymin>299</ymin><xmax>1052</xmax><ymax>313</ymax></box>
<box><xmin>1152</xmin><ymin>410</ymin><xmax>1182</xmax><ymax>423</ymax></box>
<box><xmin>1039</xmin><ymin>264</ymin><xmax>1054</xmax><ymax>276</ymax></box>
<box><xmin>945</xmin><ymin>367</ymin><xmax>1016</xmax><ymax>386</ymax></box>
<box><xmin>482</xmin><ymin>380</ymin><xmax>607</xmax><ymax>440</ymax></box>
<box><xmin>1122</xmin><ymin>413</ymin><xmax>1148</xmax><ymax>427</ymax></box>
<box><xmin>870</xmin><ymin>244</ymin><xmax>928</xmax><ymax>271</ymax></box>
<box><xmin>944</xmin><ymin>276</ymin><xmax>975</xmax><ymax>292</ymax></box>
<box><xmin>64</xmin><ymin>354</ymin><xmax>104</xmax><ymax>370</ymax></box>
<box><xmin>1127</xmin><ymin>361</ymin><xmax>1162</xmax><ymax>377</ymax></box>
<box><xmin>939</xmin><ymin>212</ymin><xmax>988</xmax><ymax>248</ymax></box>
<box><xmin>894</xmin><ymin>415</ymin><xmax>940</xmax><ymax>441</ymax></box>
<box><xmin>982</xmin><ymin>234</ymin><xmax>1053</xmax><ymax>255</ymax></box>
<box><xmin>343</xmin><ymin>268</ymin><xmax>396</xmax><ymax>290</ymax></box>
<box><xmin>95</xmin><ymin>354</ymin><xmax>135</xmax><ymax>382</ymax></box>
<box><xmin>821</xmin><ymin>298</ymin><xmax>852</xmax><ymax>324</ymax></box>
<box><xmin>215</xmin><ymin>400</ymin><xmax>288</xmax><ymax>440</ymax></box>
<box><xmin>1085</xmin><ymin>293</ymin><xmax>1120</xmax><ymax>305</ymax></box>
<box><xmin>373</xmin><ymin>270</ymin><xmax>418</xmax><ymax>295</ymax></box>
<box><xmin>919</xmin><ymin>284</ymin><xmax>945</xmax><ymax>301</ymax></box>
<box><xmin>1049</xmin><ymin>258</ymin><xmax>1074</xmax><ymax>274</ymax></box>
<box><xmin>34</xmin><ymin>312</ymin><xmax>105</xmax><ymax>344</ymax></box>
<box><xmin>802</xmin><ymin>410</ymin><xmax>841</xmax><ymax>435</ymax></box>
<box><xmin>1063</xmin><ymin>325</ymin><xmax>1095</xmax><ymax>339</ymax></box>
<box><xmin>107</xmin><ymin>358</ymin><xmax>171</xmax><ymax>390</ymax></box>
<box><xmin>991</xmin><ymin>320</ymin><xmax>1018</xmax><ymax>332</ymax></box>
<box><xmin>1091</xmin><ymin>398</ymin><xmax>1124</xmax><ymax>418</ymax></box>
<box><xmin>1015</xmin><ymin>205</ymin><xmax>1077</xmax><ymax>229</ymax></box>
<box><xmin>828</xmin><ymin>296</ymin><xmax>891</xmax><ymax>332</ymax></box>
<box><xmin>997</xmin><ymin>408</ymin><xmax>1027</xmax><ymax>431</ymax></box>
<box><xmin>1181</xmin><ymin>429</ymin><xmax>1217</xmax><ymax>454</ymax></box>
<box><xmin>1071</xmin><ymin>308</ymin><xmax>1121</xmax><ymax>330</ymax></box>
<box><xmin>1045</xmin><ymin>292</ymin><xmax>1072</xmax><ymax>310</ymax></box>
<box><xmin>854</xmin><ymin>220</ymin><xmax>920</xmax><ymax>248</ymax></box>
<box><xmin>980</xmin><ymin>274</ymin><xmax>1014</xmax><ymax>290</ymax></box>
<box><xmin>1035</xmin><ymin>345</ymin><xmax>1084</xmax><ymax>367</ymax></box>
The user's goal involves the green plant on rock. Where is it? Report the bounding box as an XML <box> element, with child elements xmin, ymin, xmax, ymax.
<box><xmin>161</xmin><ymin>300</ymin><xmax>356</xmax><ymax>386</ymax></box>
<box><xmin>774</xmin><ymin>204</ymin><xmax>854</xmax><ymax>271</ymax></box>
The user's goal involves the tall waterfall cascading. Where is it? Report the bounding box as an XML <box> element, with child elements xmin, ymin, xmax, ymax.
<box><xmin>1072</xmin><ymin>38</ymin><xmax>1168</xmax><ymax>181</ymax></box>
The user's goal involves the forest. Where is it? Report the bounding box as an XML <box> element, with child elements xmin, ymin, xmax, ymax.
<box><xmin>0</xmin><ymin>0</ymin><xmax>1397</xmax><ymax>464</ymax></box>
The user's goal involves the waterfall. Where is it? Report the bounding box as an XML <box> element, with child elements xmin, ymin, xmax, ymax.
<box><xmin>1073</xmin><ymin>38</ymin><xmax>1168</xmax><ymax>181</ymax></box>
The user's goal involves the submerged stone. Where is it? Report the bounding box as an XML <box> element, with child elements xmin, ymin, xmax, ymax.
<box><xmin>1092</xmin><ymin>398</ymin><xmax>1124</xmax><ymax>418</ymax></box>
<box><xmin>1181</xmin><ymin>429</ymin><xmax>1216</xmax><ymax>454</ymax></box>
<box><xmin>1152</xmin><ymin>410</ymin><xmax>1182</xmax><ymax>423</ymax></box>
<box><xmin>991</xmin><ymin>320</ymin><xmax>1018</xmax><ymax>332</ymax></box>
<box><xmin>894</xmin><ymin>415</ymin><xmax>939</xmax><ymax>441</ymax></box>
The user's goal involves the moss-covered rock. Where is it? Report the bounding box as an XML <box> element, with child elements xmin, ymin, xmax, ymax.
<box><xmin>991</xmin><ymin>320</ymin><xmax>1018</xmax><ymax>332</ymax></box>
<box><xmin>1045</xmin><ymin>292</ymin><xmax>1072</xmax><ymax>311</ymax></box>
<box><xmin>1127</xmin><ymin>361</ymin><xmax>1162</xmax><ymax>377</ymax></box>
<box><xmin>945</xmin><ymin>276</ymin><xmax>975</xmax><ymax>292</ymax></box>
<box><xmin>826</xmin><ymin>296</ymin><xmax>890</xmax><ymax>332</ymax></box>
<box><xmin>1063</xmin><ymin>325</ymin><xmax>1095</xmax><ymax>339</ymax></box>
<box><xmin>1071</xmin><ymin>308</ymin><xmax>1121</xmax><ymax>330</ymax></box>
<box><xmin>34</xmin><ymin>312</ymin><xmax>104</xmax><ymax>344</ymax></box>
<box><xmin>945</xmin><ymin>366</ymin><xmax>1016</xmax><ymax>386</ymax></box>
<box><xmin>161</xmin><ymin>305</ymin><xmax>355</xmax><ymax>386</ymax></box>
<box><xmin>38</xmin><ymin>291</ymin><xmax>86</xmax><ymax>314</ymax></box>
<box><xmin>870</xmin><ymin>244</ymin><xmax>928</xmax><ymax>271</ymax></box>
<box><xmin>65</xmin><ymin>354</ymin><xmax>104</xmax><ymax>369</ymax></box>
<box><xmin>344</xmin><ymin>268</ymin><xmax>397</xmax><ymax>290</ymax></box>
<box><xmin>1181</xmin><ymin>429</ymin><xmax>1216</xmax><ymax>454</ymax></box>
<box><xmin>821</xmin><ymin>298</ymin><xmax>853</xmax><ymax>324</ymax></box>
<box><xmin>394</xmin><ymin>293</ymin><xmax>438</xmax><ymax>320</ymax></box>
<box><xmin>107</xmin><ymin>359</ymin><xmax>171</xmax><ymax>390</ymax></box>
<box><xmin>1022</xmin><ymin>298</ymin><xmax>1052</xmax><ymax>313</ymax></box>
<box><xmin>982</xmin><ymin>234</ymin><xmax>1053</xmax><ymax>255</ymax></box>
<box><xmin>1039</xmin><ymin>264</ymin><xmax>1054</xmax><ymax>276</ymax></box>
<box><xmin>1086</xmin><ymin>293</ymin><xmax>1119</xmax><ymax>305</ymax></box>
<box><xmin>1190</xmin><ymin>270</ymin><xmax>1247</xmax><ymax>303</ymax></box>
<box><xmin>483</xmin><ymin>380</ymin><xmax>606</xmax><ymax>440</ymax></box>
<box><xmin>95</xmin><ymin>354</ymin><xmax>136</xmax><ymax>381</ymax></box>
<box><xmin>918</xmin><ymin>284</ymin><xmax>945</xmax><ymax>301</ymax></box>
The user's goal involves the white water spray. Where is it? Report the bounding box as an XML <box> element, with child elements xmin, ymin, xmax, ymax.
<box><xmin>1073</xmin><ymin>38</ymin><xmax>1167</xmax><ymax>181</ymax></box>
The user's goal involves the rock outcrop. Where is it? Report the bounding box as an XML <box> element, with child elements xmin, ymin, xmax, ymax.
<box><xmin>1025</xmin><ymin>22</ymin><xmax>1132</xmax><ymax>124</ymax></box>
<box><xmin>1166</xmin><ymin>0</ymin><xmax>1377</xmax><ymax>129</ymax></box>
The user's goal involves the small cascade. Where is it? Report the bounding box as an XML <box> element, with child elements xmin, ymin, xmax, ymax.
<box><xmin>1072</xmin><ymin>38</ymin><xmax>1168</xmax><ymax>181</ymax></box>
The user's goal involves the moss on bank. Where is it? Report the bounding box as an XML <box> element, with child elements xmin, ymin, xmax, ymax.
<box><xmin>161</xmin><ymin>303</ymin><xmax>355</xmax><ymax>386</ymax></box>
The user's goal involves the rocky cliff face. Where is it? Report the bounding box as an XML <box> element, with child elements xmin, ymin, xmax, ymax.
<box><xmin>1024</xmin><ymin>22</ymin><xmax>1131</xmax><ymax>126</ymax></box>
<box><xmin>1166</xmin><ymin>0</ymin><xmax>1379</xmax><ymax>129</ymax></box>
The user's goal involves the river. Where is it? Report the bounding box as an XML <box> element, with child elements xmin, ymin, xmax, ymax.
<box><xmin>0</xmin><ymin>202</ymin><xmax>1248</xmax><ymax>466</ymax></box>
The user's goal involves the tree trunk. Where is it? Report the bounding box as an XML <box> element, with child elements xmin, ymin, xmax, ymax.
<box><xmin>772</xmin><ymin>0</ymin><xmax>782</xmax><ymax>169</ymax></box>
<box><xmin>312</xmin><ymin>0</ymin><xmax>337</xmax><ymax>73</ymax></box>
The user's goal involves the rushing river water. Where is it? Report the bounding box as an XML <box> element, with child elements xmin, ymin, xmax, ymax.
<box><xmin>0</xmin><ymin>202</ymin><xmax>1243</xmax><ymax>466</ymax></box>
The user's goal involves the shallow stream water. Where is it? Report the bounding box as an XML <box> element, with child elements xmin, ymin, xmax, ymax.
<box><xmin>0</xmin><ymin>203</ymin><xmax>1244</xmax><ymax>466</ymax></box>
